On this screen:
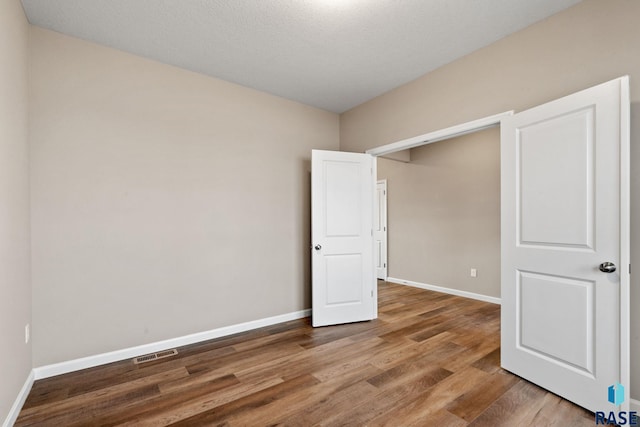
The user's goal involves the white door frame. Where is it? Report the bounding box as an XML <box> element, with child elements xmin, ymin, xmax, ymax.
<box><xmin>365</xmin><ymin>111</ymin><xmax>513</xmax><ymax>157</ymax></box>
<box><xmin>375</xmin><ymin>180</ymin><xmax>388</xmax><ymax>280</ymax></box>
<box><xmin>365</xmin><ymin>94</ymin><xmax>630</xmax><ymax>405</ymax></box>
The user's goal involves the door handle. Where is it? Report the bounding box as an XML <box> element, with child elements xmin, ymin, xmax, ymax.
<box><xmin>599</xmin><ymin>262</ymin><xmax>616</xmax><ymax>273</ymax></box>
<box><xmin>314</xmin><ymin>244</ymin><xmax>322</xmax><ymax>251</ymax></box>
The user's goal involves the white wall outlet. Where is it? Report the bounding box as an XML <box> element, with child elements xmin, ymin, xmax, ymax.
<box><xmin>25</xmin><ymin>324</ymin><xmax>30</xmax><ymax>344</ymax></box>
<box><xmin>470</xmin><ymin>268</ymin><xmax>477</xmax><ymax>278</ymax></box>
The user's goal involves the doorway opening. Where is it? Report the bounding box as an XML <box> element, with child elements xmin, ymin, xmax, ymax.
<box><xmin>373</xmin><ymin>125</ymin><xmax>502</xmax><ymax>304</ymax></box>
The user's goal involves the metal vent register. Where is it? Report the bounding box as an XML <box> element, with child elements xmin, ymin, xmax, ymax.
<box><xmin>133</xmin><ymin>349</ymin><xmax>178</xmax><ymax>364</ymax></box>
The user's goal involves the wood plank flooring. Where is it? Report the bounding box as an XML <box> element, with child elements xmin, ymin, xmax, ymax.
<box><xmin>16</xmin><ymin>281</ymin><xmax>594</xmax><ymax>426</ymax></box>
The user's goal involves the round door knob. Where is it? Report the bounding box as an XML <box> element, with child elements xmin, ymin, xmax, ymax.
<box><xmin>314</xmin><ymin>244</ymin><xmax>322</xmax><ymax>251</ymax></box>
<box><xmin>599</xmin><ymin>262</ymin><xmax>616</xmax><ymax>273</ymax></box>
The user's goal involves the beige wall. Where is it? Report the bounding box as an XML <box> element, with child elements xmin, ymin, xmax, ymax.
<box><xmin>341</xmin><ymin>0</ymin><xmax>640</xmax><ymax>400</ymax></box>
<box><xmin>30</xmin><ymin>28</ymin><xmax>339</xmax><ymax>366</ymax></box>
<box><xmin>0</xmin><ymin>0</ymin><xmax>32</xmax><ymax>422</ymax></box>
<box><xmin>378</xmin><ymin>128</ymin><xmax>500</xmax><ymax>297</ymax></box>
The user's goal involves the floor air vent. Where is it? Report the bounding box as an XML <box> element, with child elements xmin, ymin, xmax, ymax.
<box><xmin>133</xmin><ymin>348</ymin><xmax>178</xmax><ymax>364</ymax></box>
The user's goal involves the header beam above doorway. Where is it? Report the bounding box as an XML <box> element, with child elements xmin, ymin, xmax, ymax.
<box><xmin>365</xmin><ymin>111</ymin><xmax>514</xmax><ymax>157</ymax></box>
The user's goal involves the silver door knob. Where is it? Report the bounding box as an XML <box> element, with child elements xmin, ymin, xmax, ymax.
<box><xmin>314</xmin><ymin>244</ymin><xmax>322</xmax><ymax>251</ymax></box>
<box><xmin>599</xmin><ymin>262</ymin><xmax>616</xmax><ymax>273</ymax></box>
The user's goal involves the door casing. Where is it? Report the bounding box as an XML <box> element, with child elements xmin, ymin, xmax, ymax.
<box><xmin>375</xmin><ymin>180</ymin><xmax>388</xmax><ymax>280</ymax></box>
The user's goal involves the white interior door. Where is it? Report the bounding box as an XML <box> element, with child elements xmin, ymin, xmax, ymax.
<box><xmin>501</xmin><ymin>77</ymin><xmax>630</xmax><ymax>412</ymax></box>
<box><xmin>375</xmin><ymin>180</ymin><xmax>388</xmax><ymax>280</ymax></box>
<box><xmin>311</xmin><ymin>149</ymin><xmax>376</xmax><ymax>327</ymax></box>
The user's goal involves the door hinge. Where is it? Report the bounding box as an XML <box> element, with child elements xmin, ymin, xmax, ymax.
<box><xmin>630</xmin><ymin>264</ymin><xmax>632</xmax><ymax>274</ymax></box>
<box><xmin>384</xmin><ymin>263</ymin><xmax>386</xmax><ymax>268</ymax></box>
<box><xmin>384</xmin><ymin>190</ymin><xmax>386</xmax><ymax>195</ymax></box>
<box><xmin>371</xmin><ymin>229</ymin><xmax>373</xmax><ymax>236</ymax></box>
<box><xmin>371</xmin><ymin>290</ymin><xmax>373</xmax><ymax>297</ymax></box>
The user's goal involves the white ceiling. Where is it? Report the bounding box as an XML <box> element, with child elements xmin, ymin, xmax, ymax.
<box><xmin>20</xmin><ymin>0</ymin><xmax>582</xmax><ymax>113</ymax></box>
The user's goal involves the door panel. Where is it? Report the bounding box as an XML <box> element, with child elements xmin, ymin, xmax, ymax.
<box><xmin>326</xmin><ymin>254</ymin><xmax>363</xmax><ymax>304</ymax></box>
<box><xmin>312</xmin><ymin>150</ymin><xmax>375</xmax><ymax>327</ymax></box>
<box><xmin>501</xmin><ymin>77</ymin><xmax>629</xmax><ymax>412</ymax></box>
<box><xmin>518</xmin><ymin>107</ymin><xmax>594</xmax><ymax>248</ymax></box>
<box><xmin>325</xmin><ymin>161</ymin><xmax>362</xmax><ymax>236</ymax></box>
<box><xmin>518</xmin><ymin>272</ymin><xmax>594</xmax><ymax>374</ymax></box>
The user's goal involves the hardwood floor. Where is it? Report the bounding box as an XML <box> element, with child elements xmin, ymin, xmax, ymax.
<box><xmin>16</xmin><ymin>281</ymin><xmax>594</xmax><ymax>426</ymax></box>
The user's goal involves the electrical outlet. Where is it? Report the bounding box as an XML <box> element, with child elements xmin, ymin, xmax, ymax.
<box><xmin>25</xmin><ymin>324</ymin><xmax>30</xmax><ymax>344</ymax></box>
<box><xmin>470</xmin><ymin>268</ymin><xmax>477</xmax><ymax>278</ymax></box>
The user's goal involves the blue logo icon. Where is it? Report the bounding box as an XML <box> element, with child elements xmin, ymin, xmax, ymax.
<box><xmin>595</xmin><ymin>384</ymin><xmax>636</xmax><ymax>425</ymax></box>
<box><xmin>609</xmin><ymin>382</ymin><xmax>625</xmax><ymax>405</ymax></box>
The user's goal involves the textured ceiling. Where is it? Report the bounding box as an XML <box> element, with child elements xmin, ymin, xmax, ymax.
<box><xmin>21</xmin><ymin>0</ymin><xmax>582</xmax><ymax>113</ymax></box>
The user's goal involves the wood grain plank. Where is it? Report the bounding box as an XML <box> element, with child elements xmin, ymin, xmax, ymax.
<box><xmin>15</xmin><ymin>367</ymin><xmax>188</xmax><ymax>426</ymax></box>
<box><xmin>15</xmin><ymin>281</ymin><xmax>595</xmax><ymax>426</ymax></box>
<box><xmin>446</xmin><ymin>371</ymin><xmax>520</xmax><ymax>422</ymax></box>
<box><xmin>168</xmin><ymin>374</ymin><xmax>321</xmax><ymax>426</ymax></box>
<box><xmin>468</xmin><ymin>379</ymin><xmax>551</xmax><ymax>427</ymax></box>
<box><xmin>274</xmin><ymin>379</ymin><xmax>379</xmax><ymax>426</ymax></box>
<box><xmin>119</xmin><ymin>376</ymin><xmax>284</xmax><ymax>426</ymax></box>
<box><xmin>318</xmin><ymin>369</ymin><xmax>452</xmax><ymax>427</ymax></box>
<box><xmin>225</xmin><ymin>363</ymin><xmax>383</xmax><ymax>426</ymax></box>
<box><xmin>86</xmin><ymin>374</ymin><xmax>241</xmax><ymax>427</ymax></box>
<box><xmin>367</xmin><ymin>366</ymin><xmax>490</xmax><ymax>426</ymax></box>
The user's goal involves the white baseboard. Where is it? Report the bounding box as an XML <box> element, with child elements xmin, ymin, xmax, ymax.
<box><xmin>631</xmin><ymin>398</ymin><xmax>640</xmax><ymax>413</ymax></box>
<box><xmin>386</xmin><ymin>277</ymin><xmax>501</xmax><ymax>305</ymax></box>
<box><xmin>34</xmin><ymin>308</ymin><xmax>311</xmax><ymax>380</ymax></box>
<box><xmin>3</xmin><ymin>370</ymin><xmax>34</xmax><ymax>427</ymax></box>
